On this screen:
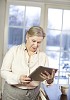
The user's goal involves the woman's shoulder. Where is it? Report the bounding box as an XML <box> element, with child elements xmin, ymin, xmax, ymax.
<box><xmin>10</xmin><ymin>43</ymin><xmax>25</xmax><ymax>50</ymax></box>
<box><xmin>39</xmin><ymin>51</ymin><xmax>48</xmax><ymax>59</ymax></box>
<box><xmin>39</xmin><ymin>51</ymin><xmax>47</xmax><ymax>56</ymax></box>
<box><xmin>8</xmin><ymin>43</ymin><xmax>25</xmax><ymax>53</ymax></box>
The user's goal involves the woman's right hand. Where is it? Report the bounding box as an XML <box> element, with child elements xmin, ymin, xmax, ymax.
<box><xmin>19</xmin><ymin>75</ymin><xmax>32</xmax><ymax>85</ymax></box>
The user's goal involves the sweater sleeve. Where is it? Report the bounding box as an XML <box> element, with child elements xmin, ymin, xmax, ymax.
<box><xmin>1</xmin><ymin>46</ymin><xmax>20</xmax><ymax>85</ymax></box>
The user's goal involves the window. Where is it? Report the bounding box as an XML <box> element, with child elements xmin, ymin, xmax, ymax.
<box><xmin>46</xmin><ymin>8</ymin><xmax>70</xmax><ymax>84</ymax></box>
<box><xmin>8</xmin><ymin>5</ymin><xmax>41</xmax><ymax>48</ymax></box>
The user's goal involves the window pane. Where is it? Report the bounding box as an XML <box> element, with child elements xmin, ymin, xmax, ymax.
<box><xmin>9</xmin><ymin>5</ymin><xmax>25</xmax><ymax>26</ymax></box>
<box><xmin>63</xmin><ymin>10</ymin><xmax>70</xmax><ymax>30</ymax></box>
<box><xmin>46</xmin><ymin>30</ymin><xmax>61</xmax><ymax>51</ymax></box>
<box><xmin>48</xmin><ymin>8</ymin><xmax>62</xmax><ymax>30</ymax></box>
<box><xmin>60</xmin><ymin>52</ymin><xmax>70</xmax><ymax>63</ymax></box>
<box><xmin>60</xmin><ymin>52</ymin><xmax>70</xmax><ymax>83</ymax></box>
<box><xmin>46</xmin><ymin>50</ymin><xmax>59</xmax><ymax>84</ymax></box>
<box><xmin>47</xmin><ymin>51</ymin><xmax>59</xmax><ymax>68</ymax></box>
<box><xmin>61</xmin><ymin>31</ymin><xmax>70</xmax><ymax>51</ymax></box>
<box><xmin>59</xmin><ymin>52</ymin><xmax>70</xmax><ymax>84</ymax></box>
<box><xmin>25</xmin><ymin>6</ymin><xmax>41</xmax><ymax>27</ymax></box>
<box><xmin>8</xmin><ymin>27</ymin><xmax>23</xmax><ymax>48</ymax></box>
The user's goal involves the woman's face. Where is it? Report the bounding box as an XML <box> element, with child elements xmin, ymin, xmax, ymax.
<box><xmin>26</xmin><ymin>35</ymin><xmax>43</xmax><ymax>52</ymax></box>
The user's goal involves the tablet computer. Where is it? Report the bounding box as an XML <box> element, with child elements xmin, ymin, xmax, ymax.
<box><xmin>29</xmin><ymin>66</ymin><xmax>58</xmax><ymax>81</ymax></box>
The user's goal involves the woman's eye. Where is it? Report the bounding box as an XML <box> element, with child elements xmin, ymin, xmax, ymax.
<box><xmin>37</xmin><ymin>42</ymin><xmax>41</xmax><ymax>44</ymax></box>
<box><xmin>32</xmin><ymin>40</ymin><xmax>36</xmax><ymax>42</ymax></box>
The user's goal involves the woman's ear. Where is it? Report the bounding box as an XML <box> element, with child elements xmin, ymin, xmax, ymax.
<box><xmin>26</xmin><ymin>34</ymin><xmax>27</xmax><ymax>41</ymax></box>
<box><xmin>26</xmin><ymin>34</ymin><xmax>28</xmax><ymax>41</ymax></box>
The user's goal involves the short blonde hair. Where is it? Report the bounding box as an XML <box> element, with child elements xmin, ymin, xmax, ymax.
<box><xmin>26</xmin><ymin>26</ymin><xmax>45</xmax><ymax>38</ymax></box>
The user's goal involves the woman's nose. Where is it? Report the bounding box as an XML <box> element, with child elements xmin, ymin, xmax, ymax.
<box><xmin>34</xmin><ymin>42</ymin><xmax>38</xmax><ymax>47</ymax></box>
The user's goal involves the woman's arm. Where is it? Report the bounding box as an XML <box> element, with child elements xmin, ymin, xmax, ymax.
<box><xmin>1</xmin><ymin>46</ymin><xmax>20</xmax><ymax>84</ymax></box>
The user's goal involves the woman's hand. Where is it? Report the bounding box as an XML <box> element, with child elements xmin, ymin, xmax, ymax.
<box><xmin>19</xmin><ymin>75</ymin><xmax>32</xmax><ymax>85</ymax></box>
<box><xmin>40</xmin><ymin>69</ymin><xmax>55</xmax><ymax>84</ymax></box>
<box><xmin>19</xmin><ymin>75</ymin><xmax>40</xmax><ymax>87</ymax></box>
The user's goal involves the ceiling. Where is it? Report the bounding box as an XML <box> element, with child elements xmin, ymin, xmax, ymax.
<box><xmin>20</xmin><ymin>0</ymin><xmax>70</xmax><ymax>4</ymax></box>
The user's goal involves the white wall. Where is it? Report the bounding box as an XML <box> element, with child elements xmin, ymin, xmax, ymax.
<box><xmin>0</xmin><ymin>0</ymin><xmax>6</xmax><ymax>91</ymax></box>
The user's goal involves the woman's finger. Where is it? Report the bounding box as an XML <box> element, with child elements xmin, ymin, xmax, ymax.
<box><xmin>51</xmin><ymin>69</ymin><xmax>55</xmax><ymax>78</ymax></box>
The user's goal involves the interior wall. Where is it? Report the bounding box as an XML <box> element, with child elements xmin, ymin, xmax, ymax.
<box><xmin>0</xmin><ymin>0</ymin><xmax>6</xmax><ymax>91</ymax></box>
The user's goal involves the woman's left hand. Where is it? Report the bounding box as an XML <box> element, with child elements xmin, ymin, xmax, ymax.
<box><xmin>40</xmin><ymin>69</ymin><xmax>55</xmax><ymax>84</ymax></box>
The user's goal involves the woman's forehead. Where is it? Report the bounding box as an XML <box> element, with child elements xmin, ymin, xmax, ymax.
<box><xmin>28</xmin><ymin>36</ymin><xmax>43</xmax><ymax>40</ymax></box>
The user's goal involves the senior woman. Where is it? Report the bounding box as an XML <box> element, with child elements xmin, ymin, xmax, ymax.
<box><xmin>1</xmin><ymin>26</ymin><xmax>55</xmax><ymax>100</ymax></box>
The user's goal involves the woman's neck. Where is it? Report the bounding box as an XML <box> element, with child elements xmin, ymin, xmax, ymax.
<box><xmin>28</xmin><ymin>50</ymin><xmax>35</xmax><ymax>56</ymax></box>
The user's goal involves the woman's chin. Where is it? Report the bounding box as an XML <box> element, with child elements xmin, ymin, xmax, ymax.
<box><xmin>31</xmin><ymin>49</ymin><xmax>37</xmax><ymax>52</ymax></box>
